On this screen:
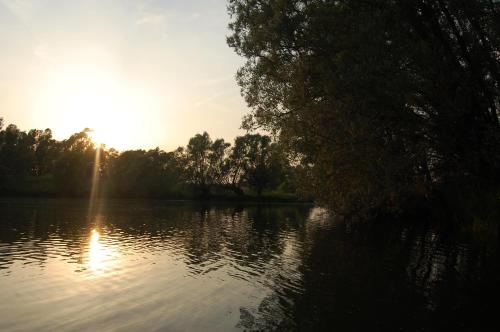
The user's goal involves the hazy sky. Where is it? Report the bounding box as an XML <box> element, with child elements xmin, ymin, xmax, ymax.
<box><xmin>0</xmin><ymin>0</ymin><xmax>248</xmax><ymax>150</ymax></box>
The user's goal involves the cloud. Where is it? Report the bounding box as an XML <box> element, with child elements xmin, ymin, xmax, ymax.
<box><xmin>135</xmin><ymin>12</ymin><xmax>166</xmax><ymax>26</ymax></box>
<box><xmin>190</xmin><ymin>12</ymin><xmax>201</xmax><ymax>20</ymax></box>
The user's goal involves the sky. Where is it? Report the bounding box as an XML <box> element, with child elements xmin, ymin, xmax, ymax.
<box><xmin>0</xmin><ymin>0</ymin><xmax>248</xmax><ymax>151</ymax></box>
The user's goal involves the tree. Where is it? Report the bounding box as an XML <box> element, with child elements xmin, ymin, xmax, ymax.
<box><xmin>30</xmin><ymin>129</ymin><xmax>58</xmax><ymax>176</ymax></box>
<box><xmin>53</xmin><ymin>129</ymin><xmax>99</xmax><ymax>195</ymax></box>
<box><xmin>0</xmin><ymin>124</ymin><xmax>36</xmax><ymax>177</ymax></box>
<box><xmin>227</xmin><ymin>135</ymin><xmax>249</xmax><ymax>194</ymax></box>
<box><xmin>208</xmin><ymin>138</ymin><xmax>232</xmax><ymax>186</ymax></box>
<box><xmin>227</xmin><ymin>0</ymin><xmax>500</xmax><ymax>215</ymax></box>
<box><xmin>228</xmin><ymin>134</ymin><xmax>287</xmax><ymax>195</ymax></box>
<box><xmin>0</xmin><ymin>120</ymin><xmax>298</xmax><ymax>200</ymax></box>
<box><xmin>107</xmin><ymin>147</ymin><xmax>184</xmax><ymax>198</ymax></box>
<box><xmin>184</xmin><ymin>132</ymin><xmax>231</xmax><ymax>196</ymax></box>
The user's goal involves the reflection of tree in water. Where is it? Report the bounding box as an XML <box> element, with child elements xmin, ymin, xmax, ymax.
<box><xmin>237</xmin><ymin>208</ymin><xmax>326</xmax><ymax>331</ymax></box>
<box><xmin>0</xmin><ymin>200</ymin><xmax>312</xmax><ymax>280</ymax></box>
<box><xmin>181</xmin><ymin>205</ymin><xmax>310</xmax><ymax>277</ymax></box>
<box><xmin>402</xmin><ymin>224</ymin><xmax>500</xmax><ymax>330</ymax></box>
<box><xmin>0</xmin><ymin>200</ymin><xmax>91</xmax><ymax>272</ymax></box>
<box><xmin>405</xmin><ymin>227</ymin><xmax>469</xmax><ymax>311</ymax></box>
<box><xmin>238</xmin><ymin>214</ymin><xmax>500</xmax><ymax>331</ymax></box>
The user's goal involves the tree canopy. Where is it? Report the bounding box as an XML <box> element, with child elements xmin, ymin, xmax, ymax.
<box><xmin>0</xmin><ymin>119</ymin><xmax>297</xmax><ymax>201</ymax></box>
<box><xmin>227</xmin><ymin>0</ymin><xmax>500</xmax><ymax>215</ymax></box>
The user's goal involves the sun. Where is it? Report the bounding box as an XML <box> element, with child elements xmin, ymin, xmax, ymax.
<box><xmin>87</xmin><ymin>129</ymin><xmax>103</xmax><ymax>146</ymax></box>
<box><xmin>34</xmin><ymin>64</ymin><xmax>156</xmax><ymax>150</ymax></box>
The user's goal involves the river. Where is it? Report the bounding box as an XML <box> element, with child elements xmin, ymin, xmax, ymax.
<box><xmin>0</xmin><ymin>198</ymin><xmax>498</xmax><ymax>331</ymax></box>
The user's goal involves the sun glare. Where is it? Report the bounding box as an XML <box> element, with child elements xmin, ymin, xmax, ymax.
<box><xmin>87</xmin><ymin>228</ymin><xmax>117</xmax><ymax>276</ymax></box>
<box><xmin>34</xmin><ymin>64</ymin><xmax>157</xmax><ymax>150</ymax></box>
<box><xmin>88</xmin><ymin>129</ymin><xmax>103</xmax><ymax>146</ymax></box>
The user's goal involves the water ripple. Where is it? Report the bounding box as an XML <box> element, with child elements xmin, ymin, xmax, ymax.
<box><xmin>0</xmin><ymin>199</ymin><xmax>497</xmax><ymax>331</ymax></box>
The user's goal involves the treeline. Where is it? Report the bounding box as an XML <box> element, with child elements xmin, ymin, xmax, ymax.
<box><xmin>0</xmin><ymin>118</ymin><xmax>299</xmax><ymax>200</ymax></box>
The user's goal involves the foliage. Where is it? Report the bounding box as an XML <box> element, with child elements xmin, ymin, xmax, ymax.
<box><xmin>107</xmin><ymin>148</ymin><xmax>185</xmax><ymax>198</ymax></box>
<box><xmin>53</xmin><ymin>129</ymin><xmax>100</xmax><ymax>195</ymax></box>
<box><xmin>184</xmin><ymin>132</ymin><xmax>231</xmax><ymax>195</ymax></box>
<box><xmin>230</xmin><ymin>134</ymin><xmax>288</xmax><ymax>195</ymax></box>
<box><xmin>227</xmin><ymin>0</ymin><xmax>500</xmax><ymax>215</ymax></box>
<box><xmin>0</xmin><ymin>118</ymin><xmax>299</xmax><ymax>200</ymax></box>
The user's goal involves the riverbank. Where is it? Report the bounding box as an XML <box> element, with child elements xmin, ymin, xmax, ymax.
<box><xmin>0</xmin><ymin>185</ymin><xmax>308</xmax><ymax>204</ymax></box>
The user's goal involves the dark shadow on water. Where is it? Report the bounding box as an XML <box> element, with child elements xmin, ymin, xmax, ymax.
<box><xmin>238</xmin><ymin>216</ymin><xmax>500</xmax><ymax>331</ymax></box>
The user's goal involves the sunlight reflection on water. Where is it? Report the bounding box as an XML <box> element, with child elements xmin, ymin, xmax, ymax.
<box><xmin>87</xmin><ymin>228</ymin><xmax>117</xmax><ymax>276</ymax></box>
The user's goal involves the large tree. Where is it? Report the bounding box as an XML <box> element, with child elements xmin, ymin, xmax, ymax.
<box><xmin>228</xmin><ymin>0</ymin><xmax>500</xmax><ymax>215</ymax></box>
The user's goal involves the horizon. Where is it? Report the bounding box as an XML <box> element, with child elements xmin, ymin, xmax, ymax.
<box><xmin>0</xmin><ymin>0</ymin><xmax>248</xmax><ymax>151</ymax></box>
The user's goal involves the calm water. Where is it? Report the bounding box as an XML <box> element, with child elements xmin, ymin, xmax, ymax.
<box><xmin>0</xmin><ymin>199</ymin><xmax>498</xmax><ymax>331</ymax></box>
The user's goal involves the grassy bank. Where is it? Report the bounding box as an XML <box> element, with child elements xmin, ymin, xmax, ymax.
<box><xmin>0</xmin><ymin>175</ymin><xmax>307</xmax><ymax>203</ymax></box>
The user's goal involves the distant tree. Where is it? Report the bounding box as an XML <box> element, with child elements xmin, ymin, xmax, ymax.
<box><xmin>163</xmin><ymin>147</ymin><xmax>187</xmax><ymax>189</ymax></box>
<box><xmin>107</xmin><ymin>147</ymin><xmax>185</xmax><ymax>198</ymax></box>
<box><xmin>228</xmin><ymin>134</ymin><xmax>287</xmax><ymax>196</ymax></box>
<box><xmin>184</xmin><ymin>132</ymin><xmax>231</xmax><ymax>196</ymax></box>
<box><xmin>53</xmin><ymin>129</ymin><xmax>98</xmax><ymax>195</ymax></box>
<box><xmin>244</xmin><ymin>135</ymin><xmax>287</xmax><ymax>196</ymax></box>
<box><xmin>30</xmin><ymin>129</ymin><xmax>58</xmax><ymax>176</ymax></box>
<box><xmin>227</xmin><ymin>135</ymin><xmax>249</xmax><ymax>194</ymax></box>
<box><xmin>184</xmin><ymin>132</ymin><xmax>212</xmax><ymax>195</ymax></box>
<box><xmin>0</xmin><ymin>120</ymin><xmax>299</xmax><ymax>200</ymax></box>
<box><xmin>0</xmin><ymin>124</ymin><xmax>35</xmax><ymax>176</ymax></box>
<box><xmin>208</xmin><ymin>138</ymin><xmax>232</xmax><ymax>186</ymax></box>
<box><xmin>0</xmin><ymin>122</ymin><xmax>60</xmax><ymax>194</ymax></box>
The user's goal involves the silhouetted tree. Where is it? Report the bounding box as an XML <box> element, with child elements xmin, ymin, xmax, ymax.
<box><xmin>30</xmin><ymin>129</ymin><xmax>58</xmax><ymax>176</ymax></box>
<box><xmin>107</xmin><ymin>147</ymin><xmax>184</xmax><ymax>198</ymax></box>
<box><xmin>0</xmin><ymin>121</ymin><xmax>298</xmax><ymax>200</ymax></box>
<box><xmin>227</xmin><ymin>0</ymin><xmax>500</xmax><ymax>215</ymax></box>
<box><xmin>227</xmin><ymin>135</ymin><xmax>249</xmax><ymax>194</ymax></box>
<box><xmin>53</xmin><ymin>129</ymin><xmax>99</xmax><ymax>195</ymax></box>
<box><xmin>184</xmin><ymin>132</ymin><xmax>231</xmax><ymax>196</ymax></box>
<box><xmin>228</xmin><ymin>134</ymin><xmax>289</xmax><ymax>195</ymax></box>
